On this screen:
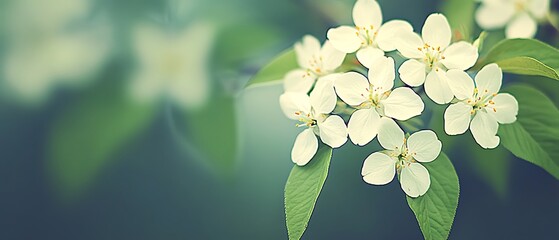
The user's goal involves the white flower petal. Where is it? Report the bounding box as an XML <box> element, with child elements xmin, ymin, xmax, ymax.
<box><xmin>441</xmin><ymin>41</ymin><xmax>478</xmax><ymax>70</ymax></box>
<box><xmin>321</xmin><ymin>40</ymin><xmax>346</xmax><ymax>71</ymax></box>
<box><xmin>279</xmin><ymin>92</ymin><xmax>312</xmax><ymax>120</ymax></box>
<box><xmin>356</xmin><ymin>46</ymin><xmax>384</xmax><ymax>68</ymax></box>
<box><xmin>327</xmin><ymin>26</ymin><xmax>363</xmax><ymax>53</ymax></box>
<box><xmin>348</xmin><ymin>108</ymin><xmax>381</xmax><ymax>146</ymax></box>
<box><xmin>310</xmin><ymin>78</ymin><xmax>337</xmax><ymax>114</ymax></box>
<box><xmin>333</xmin><ymin>72</ymin><xmax>369</xmax><ymax>106</ymax></box>
<box><xmin>319</xmin><ymin>115</ymin><xmax>348</xmax><ymax>148</ymax></box>
<box><xmin>400</xmin><ymin>163</ymin><xmax>431</xmax><ymax>197</ymax></box>
<box><xmin>487</xmin><ymin>93</ymin><xmax>518</xmax><ymax>124</ymax></box>
<box><xmin>529</xmin><ymin>0</ymin><xmax>550</xmax><ymax>19</ymax></box>
<box><xmin>377</xmin><ymin>117</ymin><xmax>405</xmax><ymax>151</ymax></box>
<box><xmin>475</xmin><ymin>63</ymin><xmax>502</xmax><ymax>95</ymax></box>
<box><xmin>422</xmin><ymin>13</ymin><xmax>451</xmax><ymax>49</ymax></box>
<box><xmin>352</xmin><ymin>0</ymin><xmax>382</xmax><ymax>29</ymax></box>
<box><xmin>505</xmin><ymin>13</ymin><xmax>537</xmax><ymax>39</ymax></box>
<box><xmin>444</xmin><ymin>102</ymin><xmax>472</xmax><ymax>135</ymax></box>
<box><xmin>376</xmin><ymin>20</ymin><xmax>414</xmax><ymax>52</ymax></box>
<box><xmin>362</xmin><ymin>152</ymin><xmax>396</xmax><ymax>185</ymax></box>
<box><xmin>446</xmin><ymin>69</ymin><xmax>475</xmax><ymax>100</ymax></box>
<box><xmin>398</xmin><ymin>59</ymin><xmax>427</xmax><ymax>87</ymax></box>
<box><xmin>291</xmin><ymin>128</ymin><xmax>319</xmax><ymax>166</ymax></box>
<box><xmin>395</xmin><ymin>31</ymin><xmax>425</xmax><ymax>59</ymax></box>
<box><xmin>284</xmin><ymin>69</ymin><xmax>315</xmax><ymax>93</ymax></box>
<box><xmin>424</xmin><ymin>70</ymin><xmax>454</xmax><ymax>104</ymax></box>
<box><xmin>407</xmin><ymin>130</ymin><xmax>442</xmax><ymax>163</ymax></box>
<box><xmin>368</xmin><ymin>56</ymin><xmax>395</xmax><ymax>92</ymax></box>
<box><xmin>470</xmin><ymin>111</ymin><xmax>500</xmax><ymax>149</ymax></box>
<box><xmin>316</xmin><ymin>73</ymin><xmax>341</xmax><ymax>85</ymax></box>
<box><xmin>295</xmin><ymin>35</ymin><xmax>321</xmax><ymax>69</ymax></box>
<box><xmin>382</xmin><ymin>87</ymin><xmax>425</xmax><ymax>120</ymax></box>
<box><xmin>475</xmin><ymin>2</ymin><xmax>515</xmax><ymax>29</ymax></box>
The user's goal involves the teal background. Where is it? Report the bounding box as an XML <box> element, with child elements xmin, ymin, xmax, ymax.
<box><xmin>1</xmin><ymin>0</ymin><xmax>559</xmax><ymax>239</ymax></box>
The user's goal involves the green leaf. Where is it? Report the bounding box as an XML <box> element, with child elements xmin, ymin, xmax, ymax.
<box><xmin>245</xmin><ymin>49</ymin><xmax>297</xmax><ymax>88</ymax></box>
<box><xmin>48</xmin><ymin>82</ymin><xmax>155</xmax><ymax>201</ymax></box>
<box><xmin>477</xmin><ymin>39</ymin><xmax>559</xmax><ymax>80</ymax></box>
<box><xmin>184</xmin><ymin>97</ymin><xmax>238</xmax><ymax>174</ymax></box>
<box><xmin>493</xmin><ymin>56</ymin><xmax>559</xmax><ymax>80</ymax></box>
<box><xmin>499</xmin><ymin>84</ymin><xmax>559</xmax><ymax>179</ymax></box>
<box><xmin>215</xmin><ymin>24</ymin><xmax>282</xmax><ymax>67</ymax></box>
<box><xmin>407</xmin><ymin>152</ymin><xmax>459</xmax><ymax>240</ymax></box>
<box><xmin>284</xmin><ymin>144</ymin><xmax>332</xmax><ymax>240</ymax></box>
<box><xmin>440</xmin><ymin>0</ymin><xmax>475</xmax><ymax>41</ymax></box>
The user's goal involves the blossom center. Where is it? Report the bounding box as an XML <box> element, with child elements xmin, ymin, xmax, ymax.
<box><xmin>359</xmin><ymin>84</ymin><xmax>390</xmax><ymax>109</ymax></box>
<box><xmin>465</xmin><ymin>88</ymin><xmax>498</xmax><ymax>115</ymax></box>
<box><xmin>514</xmin><ymin>0</ymin><xmax>527</xmax><ymax>12</ymax></box>
<box><xmin>355</xmin><ymin>25</ymin><xmax>378</xmax><ymax>48</ymax></box>
<box><xmin>160</xmin><ymin>52</ymin><xmax>184</xmax><ymax>78</ymax></box>
<box><xmin>294</xmin><ymin>111</ymin><xmax>317</xmax><ymax>128</ymax></box>
<box><xmin>306</xmin><ymin>54</ymin><xmax>326</xmax><ymax>76</ymax></box>
<box><xmin>418</xmin><ymin>43</ymin><xmax>446</xmax><ymax>71</ymax></box>
<box><xmin>391</xmin><ymin>139</ymin><xmax>417</xmax><ymax>172</ymax></box>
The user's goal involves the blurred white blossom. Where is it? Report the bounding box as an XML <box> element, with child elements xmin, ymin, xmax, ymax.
<box><xmin>1</xmin><ymin>0</ymin><xmax>112</xmax><ymax>103</ymax></box>
<box><xmin>129</xmin><ymin>21</ymin><xmax>215</xmax><ymax>110</ymax></box>
<box><xmin>475</xmin><ymin>0</ymin><xmax>550</xmax><ymax>38</ymax></box>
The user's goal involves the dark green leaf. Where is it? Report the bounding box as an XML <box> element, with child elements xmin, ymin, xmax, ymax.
<box><xmin>499</xmin><ymin>84</ymin><xmax>559</xmax><ymax>179</ymax></box>
<box><xmin>407</xmin><ymin>152</ymin><xmax>459</xmax><ymax>240</ymax></box>
<box><xmin>48</xmin><ymin>83</ymin><xmax>155</xmax><ymax>201</ymax></box>
<box><xmin>285</xmin><ymin>144</ymin><xmax>332</xmax><ymax>240</ymax></box>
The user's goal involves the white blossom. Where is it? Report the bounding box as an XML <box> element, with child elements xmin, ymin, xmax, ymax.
<box><xmin>362</xmin><ymin>118</ymin><xmax>442</xmax><ymax>197</ymax></box>
<box><xmin>445</xmin><ymin>63</ymin><xmax>519</xmax><ymax>149</ymax></box>
<box><xmin>280</xmin><ymin>79</ymin><xmax>348</xmax><ymax>165</ymax></box>
<box><xmin>284</xmin><ymin>35</ymin><xmax>346</xmax><ymax>93</ymax></box>
<box><xmin>334</xmin><ymin>57</ymin><xmax>424</xmax><ymax>146</ymax></box>
<box><xmin>396</xmin><ymin>13</ymin><xmax>478</xmax><ymax>104</ymax></box>
<box><xmin>326</xmin><ymin>0</ymin><xmax>412</xmax><ymax>67</ymax></box>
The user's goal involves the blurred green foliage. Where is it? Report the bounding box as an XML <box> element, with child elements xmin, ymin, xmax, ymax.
<box><xmin>48</xmin><ymin>78</ymin><xmax>155</xmax><ymax>200</ymax></box>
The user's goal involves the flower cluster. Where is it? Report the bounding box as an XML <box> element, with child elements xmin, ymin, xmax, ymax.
<box><xmin>279</xmin><ymin>0</ymin><xmax>520</xmax><ymax>198</ymax></box>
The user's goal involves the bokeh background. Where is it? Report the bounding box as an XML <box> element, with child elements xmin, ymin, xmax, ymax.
<box><xmin>1</xmin><ymin>0</ymin><xmax>559</xmax><ymax>239</ymax></box>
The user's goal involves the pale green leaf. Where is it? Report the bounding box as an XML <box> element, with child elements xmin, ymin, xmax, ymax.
<box><xmin>246</xmin><ymin>49</ymin><xmax>297</xmax><ymax>88</ymax></box>
<box><xmin>499</xmin><ymin>85</ymin><xmax>559</xmax><ymax>179</ymax></box>
<box><xmin>184</xmin><ymin>97</ymin><xmax>238</xmax><ymax>174</ymax></box>
<box><xmin>285</xmin><ymin>144</ymin><xmax>332</xmax><ymax>240</ymax></box>
<box><xmin>441</xmin><ymin>0</ymin><xmax>475</xmax><ymax>41</ymax></box>
<box><xmin>48</xmin><ymin>82</ymin><xmax>155</xmax><ymax>201</ymax></box>
<box><xmin>477</xmin><ymin>39</ymin><xmax>559</xmax><ymax>80</ymax></box>
<box><xmin>494</xmin><ymin>56</ymin><xmax>559</xmax><ymax>80</ymax></box>
<box><xmin>407</xmin><ymin>152</ymin><xmax>459</xmax><ymax>240</ymax></box>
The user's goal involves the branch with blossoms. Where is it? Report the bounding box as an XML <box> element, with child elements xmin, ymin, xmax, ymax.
<box><xmin>246</xmin><ymin>0</ymin><xmax>558</xmax><ymax>239</ymax></box>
